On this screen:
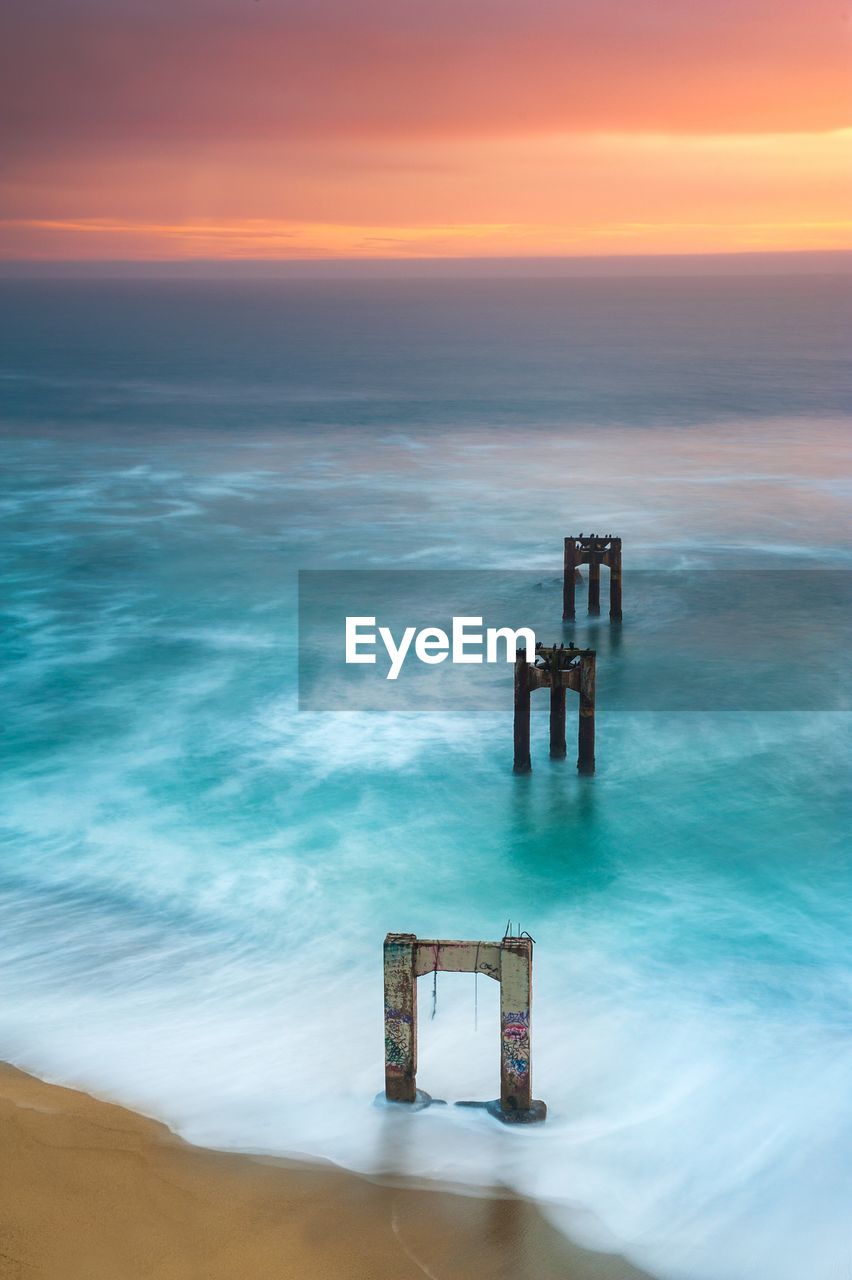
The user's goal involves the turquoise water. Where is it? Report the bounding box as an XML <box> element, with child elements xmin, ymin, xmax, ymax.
<box><xmin>1</xmin><ymin>276</ymin><xmax>850</xmax><ymax>1279</ymax></box>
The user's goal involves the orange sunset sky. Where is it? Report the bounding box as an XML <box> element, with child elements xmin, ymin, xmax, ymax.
<box><xmin>1</xmin><ymin>0</ymin><xmax>850</xmax><ymax>261</ymax></box>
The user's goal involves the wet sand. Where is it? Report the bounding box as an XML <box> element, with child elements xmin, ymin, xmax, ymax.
<box><xmin>0</xmin><ymin>1063</ymin><xmax>653</xmax><ymax>1280</ymax></box>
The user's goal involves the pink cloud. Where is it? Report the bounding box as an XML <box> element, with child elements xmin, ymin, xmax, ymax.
<box><xmin>1</xmin><ymin>0</ymin><xmax>848</xmax><ymax>167</ymax></box>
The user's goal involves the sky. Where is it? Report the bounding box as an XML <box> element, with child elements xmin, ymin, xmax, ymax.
<box><xmin>0</xmin><ymin>0</ymin><xmax>850</xmax><ymax>261</ymax></box>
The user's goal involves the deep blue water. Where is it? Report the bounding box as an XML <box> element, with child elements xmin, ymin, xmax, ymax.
<box><xmin>0</xmin><ymin>276</ymin><xmax>850</xmax><ymax>1280</ymax></box>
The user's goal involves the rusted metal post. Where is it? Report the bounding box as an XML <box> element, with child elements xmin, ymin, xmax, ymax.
<box><xmin>499</xmin><ymin>936</ymin><xmax>533</xmax><ymax>1114</ymax></box>
<box><xmin>513</xmin><ymin>644</ymin><xmax>597</xmax><ymax>774</ymax></box>
<box><xmin>513</xmin><ymin>650</ymin><xmax>532</xmax><ymax>774</ymax></box>
<box><xmin>549</xmin><ymin>677</ymin><xmax>567</xmax><ymax>758</ymax></box>
<box><xmin>609</xmin><ymin>537</ymin><xmax>622</xmax><ymax>621</ymax></box>
<box><xmin>563</xmin><ymin>534</ymin><xmax>623</xmax><ymax>621</ymax></box>
<box><xmin>383</xmin><ymin>933</ymin><xmax>417</xmax><ymax>1103</ymax></box>
<box><xmin>588</xmin><ymin>558</ymin><xmax>601</xmax><ymax>615</ymax></box>
<box><xmin>577</xmin><ymin>651</ymin><xmax>596</xmax><ymax>774</ymax></box>
<box><xmin>562</xmin><ymin>537</ymin><xmax>577</xmax><ymax>621</ymax></box>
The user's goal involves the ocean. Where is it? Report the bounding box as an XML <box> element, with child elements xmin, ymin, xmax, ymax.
<box><xmin>1</xmin><ymin>273</ymin><xmax>850</xmax><ymax>1279</ymax></box>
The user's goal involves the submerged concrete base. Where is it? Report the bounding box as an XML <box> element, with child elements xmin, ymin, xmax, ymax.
<box><xmin>374</xmin><ymin>1089</ymin><xmax>439</xmax><ymax>1112</ymax></box>
<box><xmin>485</xmin><ymin>1099</ymin><xmax>548</xmax><ymax>1125</ymax></box>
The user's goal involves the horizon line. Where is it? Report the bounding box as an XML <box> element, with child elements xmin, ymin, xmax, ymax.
<box><xmin>1</xmin><ymin>249</ymin><xmax>850</xmax><ymax>281</ymax></box>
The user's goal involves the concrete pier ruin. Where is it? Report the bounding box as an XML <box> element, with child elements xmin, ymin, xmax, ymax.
<box><xmin>383</xmin><ymin>931</ymin><xmax>546</xmax><ymax>1123</ymax></box>
<box><xmin>514</xmin><ymin>643</ymin><xmax>595</xmax><ymax>774</ymax></box>
<box><xmin>563</xmin><ymin>533</ymin><xmax>622</xmax><ymax>621</ymax></box>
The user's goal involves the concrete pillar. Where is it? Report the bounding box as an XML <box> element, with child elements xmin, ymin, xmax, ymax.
<box><xmin>513</xmin><ymin>652</ymin><xmax>532</xmax><ymax>773</ymax></box>
<box><xmin>549</xmin><ymin>677</ymin><xmax>567</xmax><ymax>758</ymax></box>
<box><xmin>383</xmin><ymin>934</ymin><xmax>417</xmax><ymax>1103</ymax></box>
<box><xmin>588</xmin><ymin>558</ymin><xmax>601</xmax><ymax>614</ymax></box>
<box><xmin>499</xmin><ymin>938</ymin><xmax>533</xmax><ymax>1114</ymax></box>
<box><xmin>577</xmin><ymin>651</ymin><xmax>596</xmax><ymax>774</ymax></box>
<box><xmin>562</xmin><ymin>538</ymin><xmax>577</xmax><ymax>621</ymax></box>
<box><xmin>609</xmin><ymin>540</ymin><xmax>622</xmax><ymax>621</ymax></box>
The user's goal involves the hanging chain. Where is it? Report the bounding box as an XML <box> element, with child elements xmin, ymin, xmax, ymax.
<box><xmin>474</xmin><ymin>941</ymin><xmax>481</xmax><ymax>1031</ymax></box>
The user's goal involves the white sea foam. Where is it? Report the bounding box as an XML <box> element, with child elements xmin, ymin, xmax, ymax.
<box><xmin>1</xmin><ymin>704</ymin><xmax>850</xmax><ymax>1280</ymax></box>
<box><xmin>3</xmin><ymin>862</ymin><xmax>852</xmax><ymax>1280</ymax></box>
<box><xmin>2</xmin><ymin>276</ymin><xmax>850</xmax><ymax>1280</ymax></box>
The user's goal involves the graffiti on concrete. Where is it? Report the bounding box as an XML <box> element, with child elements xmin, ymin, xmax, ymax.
<box><xmin>501</xmin><ymin>1010</ymin><xmax>530</xmax><ymax>1082</ymax></box>
<box><xmin>384</xmin><ymin>1006</ymin><xmax>413</xmax><ymax>1072</ymax></box>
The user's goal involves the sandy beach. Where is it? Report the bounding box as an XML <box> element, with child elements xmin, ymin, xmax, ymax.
<box><xmin>0</xmin><ymin>1063</ymin><xmax>652</xmax><ymax>1280</ymax></box>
